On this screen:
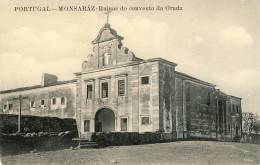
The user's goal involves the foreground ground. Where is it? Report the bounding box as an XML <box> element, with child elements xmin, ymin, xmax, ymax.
<box><xmin>1</xmin><ymin>141</ymin><xmax>260</xmax><ymax>165</ymax></box>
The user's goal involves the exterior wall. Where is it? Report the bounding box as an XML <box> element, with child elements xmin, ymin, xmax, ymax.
<box><xmin>230</xmin><ymin>97</ymin><xmax>242</xmax><ymax>138</ymax></box>
<box><xmin>0</xmin><ymin>83</ymin><xmax>76</xmax><ymax>119</ymax></box>
<box><xmin>185</xmin><ymin>82</ymin><xmax>216</xmax><ymax>139</ymax></box>
<box><xmin>216</xmin><ymin>94</ymin><xmax>227</xmax><ymax>139</ymax></box>
<box><xmin>77</xmin><ymin>61</ymin><xmax>160</xmax><ymax>138</ymax></box>
<box><xmin>175</xmin><ymin>78</ymin><xmax>184</xmax><ymax>138</ymax></box>
<box><xmin>219</xmin><ymin>95</ymin><xmax>242</xmax><ymax>140</ymax></box>
<box><xmin>139</xmin><ymin>62</ymin><xmax>160</xmax><ymax>133</ymax></box>
<box><xmin>175</xmin><ymin>75</ymin><xmax>217</xmax><ymax>139</ymax></box>
<box><xmin>158</xmin><ymin>62</ymin><xmax>176</xmax><ymax>137</ymax></box>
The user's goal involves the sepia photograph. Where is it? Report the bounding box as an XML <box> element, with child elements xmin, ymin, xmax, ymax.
<box><xmin>0</xmin><ymin>0</ymin><xmax>259</xmax><ymax>164</ymax></box>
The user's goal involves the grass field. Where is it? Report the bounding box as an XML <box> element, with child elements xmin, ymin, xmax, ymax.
<box><xmin>1</xmin><ymin>141</ymin><xmax>260</xmax><ymax>165</ymax></box>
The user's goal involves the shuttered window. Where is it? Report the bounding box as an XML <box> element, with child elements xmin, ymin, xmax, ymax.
<box><xmin>87</xmin><ymin>84</ymin><xmax>93</xmax><ymax>99</ymax></box>
<box><xmin>101</xmin><ymin>82</ymin><xmax>108</xmax><ymax>98</ymax></box>
<box><xmin>118</xmin><ymin>79</ymin><xmax>125</xmax><ymax>96</ymax></box>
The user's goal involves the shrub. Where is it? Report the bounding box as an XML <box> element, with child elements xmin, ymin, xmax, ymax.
<box><xmin>0</xmin><ymin>114</ymin><xmax>77</xmax><ymax>134</ymax></box>
<box><xmin>91</xmin><ymin>132</ymin><xmax>174</xmax><ymax>146</ymax></box>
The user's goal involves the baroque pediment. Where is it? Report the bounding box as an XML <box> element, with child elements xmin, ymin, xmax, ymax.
<box><xmin>82</xmin><ymin>24</ymin><xmax>143</xmax><ymax>72</ymax></box>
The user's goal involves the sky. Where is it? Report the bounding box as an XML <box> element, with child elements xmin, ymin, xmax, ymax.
<box><xmin>0</xmin><ymin>0</ymin><xmax>259</xmax><ymax>114</ymax></box>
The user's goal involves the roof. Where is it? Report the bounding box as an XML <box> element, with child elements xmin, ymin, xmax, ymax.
<box><xmin>92</xmin><ymin>23</ymin><xmax>124</xmax><ymax>44</ymax></box>
<box><xmin>175</xmin><ymin>71</ymin><xmax>216</xmax><ymax>87</ymax></box>
<box><xmin>0</xmin><ymin>79</ymin><xmax>77</xmax><ymax>94</ymax></box>
<box><xmin>229</xmin><ymin>95</ymin><xmax>242</xmax><ymax>100</ymax></box>
<box><xmin>148</xmin><ymin>58</ymin><xmax>177</xmax><ymax>67</ymax></box>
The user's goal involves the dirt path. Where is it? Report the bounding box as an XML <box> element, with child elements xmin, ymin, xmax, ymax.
<box><xmin>1</xmin><ymin>141</ymin><xmax>260</xmax><ymax>165</ymax></box>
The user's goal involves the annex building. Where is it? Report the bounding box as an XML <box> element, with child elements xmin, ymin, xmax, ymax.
<box><xmin>0</xmin><ymin>23</ymin><xmax>242</xmax><ymax>141</ymax></box>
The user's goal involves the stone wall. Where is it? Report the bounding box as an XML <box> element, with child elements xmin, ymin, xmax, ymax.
<box><xmin>139</xmin><ymin>62</ymin><xmax>160</xmax><ymax>132</ymax></box>
<box><xmin>77</xmin><ymin>60</ymin><xmax>161</xmax><ymax>137</ymax></box>
<box><xmin>186</xmin><ymin>82</ymin><xmax>217</xmax><ymax>139</ymax></box>
<box><xmin>0</xmin><ymin>83</ymin><xmax>76</xmax><ymax>119</ymax></box>
<box><xmin>218</xmin><ymin>95</ymin><xmax>242</xmax><ymax>140</ymax></box>
<box><xmin>175</xmin><ymin>74</ymin><xmax>217</xmax><ymax>139</ymax></box>
<box><xmin>230</xmin><ymin>97</ymin><xmax>242</xmax><ymax>138</ymax></box>
<box><xmin>159</xmin><ymin>62</ymin><xmax>176</xmax><ymax>137</ymax></box>
<box><xmin>175</xmin><ymin>78</ymin><xmax>184</xmax><ymax>138</ymax></box>
<box><xmin>78</xmin><ymin>65</ymin><xmax>133</xmax><ymax>135</ymax></box>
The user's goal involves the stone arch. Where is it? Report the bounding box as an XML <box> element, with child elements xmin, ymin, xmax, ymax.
<box><xmin>95</xmin><ymin>107</ymin><xmax>116</xmax><ymax>132</ymax></box>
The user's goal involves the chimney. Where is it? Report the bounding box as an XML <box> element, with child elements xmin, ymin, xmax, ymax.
<box><xmin>41</xmin><ymin>73</ymin><xmax>58</xmax><ymax>87</ymax></box>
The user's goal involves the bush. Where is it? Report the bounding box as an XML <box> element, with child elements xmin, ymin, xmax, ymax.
<box><xmin>91</xmin><ymin>132</ymin><xmax>174</xmax><ymax>146</ymax></box>
<box><xmin>0</xmin><ymin>131</ymin><xmax>78</xmax><ymax>155</ymax></box>
<box><xmin>0</xmin><ymin>114</ymin><xmax>77</xmax><ymax>133</ymax></box>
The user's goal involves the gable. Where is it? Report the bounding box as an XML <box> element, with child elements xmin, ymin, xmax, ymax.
<box><xmin>82</xmin><ymin>24</ymin><xmax>143</xmax><ymax>72</ymax></box>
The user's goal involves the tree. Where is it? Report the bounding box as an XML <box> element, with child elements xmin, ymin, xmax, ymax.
<box><xmin>242</xmin><ymin>112</ymin><xmax>259</xmax><ymax>135</ymax></box>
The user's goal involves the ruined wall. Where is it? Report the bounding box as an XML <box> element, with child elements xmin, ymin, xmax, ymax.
<box><xmin>175</xmin><ymin>74</ymin><xmax>217</xmax><ymax>139</ymax></box>
<box><xmin>0</xmin><ymin>83</ymin><xmax>76</xmax><ymax>119</ymax></box>
<box><xmin>221</xmin><ymin>96</ymin><xmax>242</xmax><ymax>140</ymax></box>
<box><xmin>175</xmin><ymin>78</ymin><xmax>184</xmax><ymax>138</ymax></box>
<box><xmin>175</xmin><ymin>80</ymin><xmax>242</xmax><ymax>141</ymax></box>
<box><xmin>185</xmin><ymin>82</ymin><xmax>217</xmax><ymax>138</ymax></box>
<box><xmin>159</xmin><ymin>62</ymin><xmax>176</xmax><ymax>136</ymax></box>
<box><xmin>216</xmin><ymin>94</ymin><xmax>227</xmax><ymax>139</ymax></box>
<box><xmin>230</xmin><ymin>97</ymin><xmax>242</xmax><ymax>138</ymax></box>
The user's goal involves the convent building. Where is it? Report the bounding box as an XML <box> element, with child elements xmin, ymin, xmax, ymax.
<box><xmin>0</xmin><ymin>23</ymin><xmax>242</xmax><ymax>141</ymax></box>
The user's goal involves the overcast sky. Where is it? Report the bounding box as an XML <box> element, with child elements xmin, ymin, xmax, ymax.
<box><xmin>0</xmin><ymin>0</ymin><xmax>259</xmax><ymax>114</ymax></box>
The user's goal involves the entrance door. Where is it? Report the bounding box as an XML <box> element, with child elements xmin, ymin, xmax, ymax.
<box><xmin>95</xmin><ymin>108</ymin><xmax>115</xmax><ymax>132</ymax></box>
<box><xmin>95</xmin><ymin>121</ymin><xmax>102</xmax><ymax>132</ymax></box>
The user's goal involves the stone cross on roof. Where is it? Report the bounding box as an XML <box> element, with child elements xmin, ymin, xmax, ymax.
<box><xmin>104</xmin><ymin>10</ymin><xmax>112</xmax><ymax>24</ymax></box>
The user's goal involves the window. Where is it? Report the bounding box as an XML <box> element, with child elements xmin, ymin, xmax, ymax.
<box><xmin>84</xmin><ymin>120</ymin><xmax>90</xmax><ymax>132</ymax></box>
<box><xmin>236</xmin><ymin>106</ymin><xmax>239</xmax><ymax>113</ymax></box>
<box><xmin>8</xmin><ymin>104</ymin><xmax>13</xmax><ymax>110</ymax></box>
<box><xmin>207</xmin><ymin>92</ymin><xmax>211</xmax><ymax>106</ymax></box>
<box><xmin>52</xmin><ymin>98</ymin><xmax>56</xmax><ymax>105</ymax></box>
<box><xmin>118</xmin><ymin>79</ymin><xmax>125</xmax><ymax>96</ymax></box>
<box><xmin>41</xmin><ymin>100</ymin><xmax>45</xmax><ymax>106</ymax></box>
<box><xmin>141</xmin><ymin>116</ymin><xmax>150</xmax><ymax>125</ymax></box>
<box><xmin>87</xmin><ymin>84</ymin><xmax>93</xmax><ymax>99</ymax></box>
<box><xmin>141</xmin><ymin>76</ymin><xmax>149</xmax><ymax>85</ymax></box>
<box><xmin>61</xmin><ymin>97</ymin><xmax>66</xmax><ymax>105</ymax></box>
<box><xmin>121</xmin><ymin>118</ymin><xmax>128</xmax><ymax>131</ymax></box>
<box><xmin>101</xmin><ymin>82</ymin><xmax>109</xmax><ymax>98</ymax></box>
<box><xmin>102</xmin><ymin>53</ymin><xmax>111</xmax><ymax>66</ymax></box>
<box><xmin>3</xmin><ymin>104</ymin><xmax>8</xmax><ymax>112</ymax></box>
<box><xmin>30</xmin><ymin>101</ymin><xmax>35</xmax><ymax>108</ymax></box>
